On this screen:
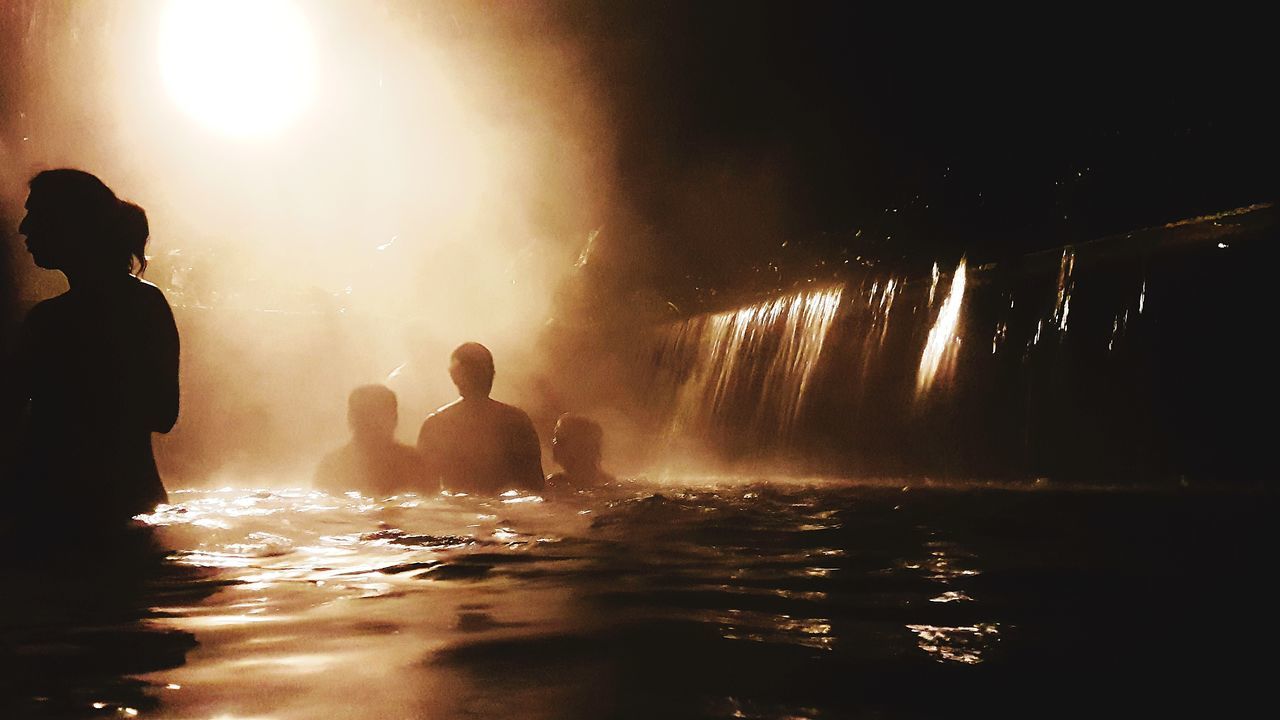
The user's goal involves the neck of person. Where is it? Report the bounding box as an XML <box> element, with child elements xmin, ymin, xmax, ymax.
<box><xmin>65</xmin><ymin>266</ymin><xmax>128</xmax><ymax>293</ymax></box>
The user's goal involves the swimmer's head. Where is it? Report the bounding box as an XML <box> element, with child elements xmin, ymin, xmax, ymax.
<box><xmin>552</xmin><ymin>414</ymin><xmax>604</xmax><ymax>473</ymax></box>
<box><xmin>20</xmin><ymin>169</ymin><xmax>149</xmax><ymax>276</ymax></box>
<box><xmin>449</xmin><ymin>342</ymin><xmax>495</xmax><ymax>399</ymax></box>
<box><xmin>348</xmin><ymin>384</ymin><xmax>398</xmax><ymax>441</ymax></box>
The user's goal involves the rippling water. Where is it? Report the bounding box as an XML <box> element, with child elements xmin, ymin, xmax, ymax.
<box><xmin>2</xmin><ymin>478</ymin><xmax>1270</xmax><ymax>718</ymax></box>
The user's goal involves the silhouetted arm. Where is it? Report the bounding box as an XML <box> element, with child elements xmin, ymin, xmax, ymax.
<box><xmin>140</xmin><ymin>285</ymin><xmax>179</xmax><ymax>433</ymax></box>
<box><xmin>513</xmin><ymin>412</ymin><xmax>545</xmax><ymax>492</ymax></box>
<box><xmin>416</xmin><ymin>416</ymin><xmax>444</xmax><ymax>492</ymax></box>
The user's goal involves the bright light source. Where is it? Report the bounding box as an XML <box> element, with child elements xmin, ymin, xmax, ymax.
<box><xmin>158</xmin><ymin>0</ymin><xmax>317</xmax><ymax>137</ymax></box>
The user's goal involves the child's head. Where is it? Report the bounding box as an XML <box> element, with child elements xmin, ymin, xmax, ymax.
<box><xmin>348</xmin><ymin>384</ymin><xmax>398</xmax><ymax>442</ymax></box>
<box><xmin>551</xmin><ymin>414</ymin><xmax>603</xmax><ymax>473</ymax></box>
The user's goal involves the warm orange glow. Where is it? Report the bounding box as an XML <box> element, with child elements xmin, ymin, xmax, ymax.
<box><xmin>1052</xmin><ymin>250</ymin><xmax>1075</xmax><ymax>332</ymax></box>
<box><xmin>666</xmin><ymin>286</ymin><xmax>844</xmax><ymax>440</ymax></box>
<box><xmin>158</xmin><ymin>0</ymin><xmax>317</xmax><ymax>137</ymax></box>
<box><xmin>916</xmin><ymin>258</ymin><xmax>967</xmax><ymax>395</ymax></box>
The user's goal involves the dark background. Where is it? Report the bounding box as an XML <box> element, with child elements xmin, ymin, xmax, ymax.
<box><xmin>548</xmin><ymin>1</ymin><xmax>1276</xmax><ymax>300</ymax></box>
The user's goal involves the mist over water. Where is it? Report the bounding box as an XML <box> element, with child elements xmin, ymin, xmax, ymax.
<box><xmin>4</xmin><ymin>3</ymin><xmax>1274</xmax><ymax>484</ymax></box>
<box><xmin>655</xmin><ymin>286</ymin><xmax>843</xmax><ymax>462</ymax></box>
<box><xmin>2</xmin><ymin>0</ymin><xmax>615</xmax><ymax>482</ymax></box>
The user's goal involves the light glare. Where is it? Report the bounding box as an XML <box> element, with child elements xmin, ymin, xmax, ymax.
<box><xmin>158</xmin><ymin>0</ymin><xmax>317</xmax><ymax>137</ymax></box>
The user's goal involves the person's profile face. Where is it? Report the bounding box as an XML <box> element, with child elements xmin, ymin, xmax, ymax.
<box><xmin>552</xmin><ymin>428</ymin><xmax>594</xmax><ymax>469</ymax></box>
<box><xmin>551</xmin><ymin>432</ymin><xmax>567</xmax><ymax>466</ymax></box>
<box><xmin>18</xmin><ymin>191</ymin><xmax>70</xmax><ymax>270</ymax></box>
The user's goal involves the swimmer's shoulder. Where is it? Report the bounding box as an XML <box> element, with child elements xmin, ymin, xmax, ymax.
<box><xmin>419</xmin><ymin>398</ymin><xmax>465</xmax><ymax>434</ymax></box>
<box><xmin>315</xmin><ymin>443</ymin><xmax>355</xmax><ymax>490</ymax></box>
<box><xmin>129</xmin><ymin>276</ymin><xmax>176</xmax><ymax>310</ymax></box>
<box><xmin>427</xmin><ymin>397</ymin><xmax>465</xmax><ymax>418</ymax></box>
<box><xmin>492</xmin><ymin>399</ymin><xmax>535</xmax><ymax>426</ymax></box>
<box><xmin>26</xmin><ymin>292</ymin><xmax>71</xmax><ymax>317</ymax></box>
<box><xmin>19</xmin><ymin>294</ymin><xmax>72</xmax><ymax>340</ymax></box>
<box><xmin>392</xmin><ymin>441</ymin><xmax>422</xmax><ymax>463</ymax></box>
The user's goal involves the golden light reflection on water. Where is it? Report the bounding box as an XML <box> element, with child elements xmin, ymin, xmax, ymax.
<box><xmin>897</xmin><ymin>534</ymin><xmax>992</xmax><ymax>662</ymax></box>
<box><xmin>128</xmin><ymin>486</ymin><xmax>585</xmax><ymax>719</ymax></box>
<box><xmin>716</xmin><ymin>608</ymin><xmax>837</xmax><ymax>651</ymax></box>
<box><xmin>54</xmin><ymin>482</ymin><xmax>1017</xmax><ymax>716</ymax></box>
<box><xmin>905</xmin><ymin>623</ymin><xmax>1000</xmax><ymax>664</ymax></box>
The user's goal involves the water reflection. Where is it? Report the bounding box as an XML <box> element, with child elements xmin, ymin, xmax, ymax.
<box><xmin>4</xmin><ymin>479</ymin><xmax>1265</xmax><ymax>717</ymax></box>
<box><xmin>1</xmin><ymin>528</ymin><xmax>212</xmax><ymax>719</ymax></box>
<box><xmin>905</xmin><ymin>622</ymin><xmax>1000</xmax><ymax>665</ymax></box>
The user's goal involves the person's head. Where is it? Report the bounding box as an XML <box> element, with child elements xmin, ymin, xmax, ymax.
<box><xmin>19</xmin><ymin>169</ymin><xmax>149</xmax><ymax>276</ymax></box>
<box><xmin>552</xmin><ymin>414</ymin><xmax>604</xmax><ymax>474</ymax></box>
<box><xmin>449</xmin><ymin>342</ymin><xmax>495</xmax><ymax>399</ymax></box>
<box><xmin>347</xmin><ymin>384</ymin><xmax>398</xmax><ymax>442</ymax></box>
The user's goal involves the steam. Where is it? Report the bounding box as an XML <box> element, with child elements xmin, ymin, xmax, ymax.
<box><xmin>1</xmin><ymin>1</ymin><xmax>615</xmax><ymax>483</ymax></box>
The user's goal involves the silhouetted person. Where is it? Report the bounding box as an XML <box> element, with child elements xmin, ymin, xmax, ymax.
<box><xmin>7</xmin><ymin>169</ymin><xmax>178</xmax><ymax>529</ymax></box>
<box><xmin>316</xmin><ymin>384</ymin><xmax>420</xmax><ymax>496</ymax></box>
<box><xmin>416</xmin><ymin>343</ymin><xmax>543</xmax><ymax>494</ymax></box>
<box><xmin>546</xmin><ymin>414</ymin><xmax>615</xmax><ymax>495</ymax></box>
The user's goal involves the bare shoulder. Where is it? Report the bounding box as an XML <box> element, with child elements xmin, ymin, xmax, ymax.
<box><xmin>315</xmin><ymin>444</ymin><xmax>353</xmax><ymax>489</ymax></box>
<box><xmin>425</xmin><ymin>398</ymin><xmax>464</xmax><ymax>422</ymax></box>
<box><xmin>393</xmin><ymin>442</ymin><xmax>422</xmax><ymax>463</ymax></box>
<box><xmin>419</xmin><ymin>398</ymin><xmax>463</xmax><ymax>434</ymax></box>
<box><xmin>495</xmin><ymin>400</ymin><xmax>535</xmax><ymax>426</ymax></box>
<box><xmin>29</xmin><ymin>293</ymin><xmax>71</xmax><ymax>315</ymax></box>
<box><xmin>434</xmin><ymin>397</ymin><xmax>465</xmax><ymax>415</ymax></box>
<box><xmin>133</xmin><ymin>277</ymin><xmax>174</xmax><ymax>309</ymax></box>
<box><xmin>20</xmin><ymin>294</ymin><xmax>69</xmax><ymax>333</ymax></box>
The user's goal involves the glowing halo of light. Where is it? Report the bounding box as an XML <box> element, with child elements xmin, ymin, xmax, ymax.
<box><xmin>158</xmin><ymin>0</ymin><xmax>317</xmax><ymax>137</ymax></box>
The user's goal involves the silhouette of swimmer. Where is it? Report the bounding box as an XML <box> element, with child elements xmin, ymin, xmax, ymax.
<box><xmin>8</xmin><ymin>169</ymin><xmax>178</xmax><ymax>527</ymax></box>
<box><xmin>316</xmin><ymin>384</ymin><xmax>421</xmax><ymax>496</ymax></box>
<box><xmin>546</xmin><ymin>414</ymin><xmax>615</xmax><ymax>495</ymax></box>
<box><xmin>416</xmin><ymin>343</ymin><xmax>544</xmax><ymax>495</ymax></box>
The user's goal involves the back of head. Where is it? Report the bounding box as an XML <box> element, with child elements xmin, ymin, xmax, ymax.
<box><xmin>449</xmin><ymin>342</ymin><xmax>495</xmax><ymax>398</ymax></box>
<box><xmin>348</xmin><ymin>384</ymin><xmax>398</xmax><ymax>440</ymax></box>
<box><xmin>553</xmin><ymin>414</ymin><xmax>604</xmax><ymax>470</ymax></box>
<box><xmin>28</xmin><ymin>169</ymin><xmax>149</xmax><ymax>274</ymax></box>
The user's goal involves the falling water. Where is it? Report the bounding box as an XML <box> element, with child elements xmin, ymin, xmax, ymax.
<box><xmin>1051</xmin><ymin>250</ymin><xmax>1075</xmax><ymax>333</ymax></box>
<box><xmin>660</xmin><ymin>286</ymin><xmax>844</xmax><ymax>441</ymax></box>
<box><xmin>916</xmin><ymin>258</ymin><xmax>968</xmax><ymax>395</ymax></box>
<box><xmin>638</xmin><ymin>203</ymin><xmax>1271</xmax><ymax>478</ymax></box>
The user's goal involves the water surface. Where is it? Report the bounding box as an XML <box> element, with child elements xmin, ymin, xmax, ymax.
<box><xmin>3</xmin><ymin>478</ymin><xmax>1270</xmax><ymax>718</ymax></box>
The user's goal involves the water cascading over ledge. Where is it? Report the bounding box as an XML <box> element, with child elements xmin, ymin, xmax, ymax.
<box><xmin>654</xmin><ymin>286</ymin><xmax>844</xmax><ymax>456</ymax></box>
<box><xmin>643</xmin><ymin>203</ymin><xmax>1275</xmax><ymax>484</ymax></box>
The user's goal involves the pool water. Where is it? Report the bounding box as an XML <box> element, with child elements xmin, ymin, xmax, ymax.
<box><xmin>2</xmin><ymin>478</ymin><xmax>1271</xmax><ymax>718</ymax></box>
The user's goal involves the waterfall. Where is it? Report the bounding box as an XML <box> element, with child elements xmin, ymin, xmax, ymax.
<box><xmin>658</xmin><ymin>286</ymin><xmax>844</xmax><ymax>442</ymax></box>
